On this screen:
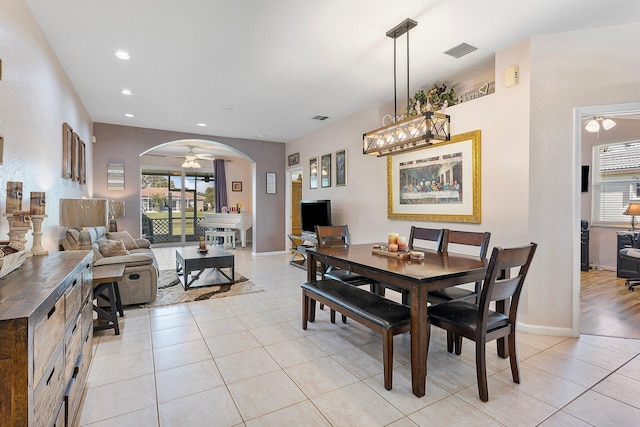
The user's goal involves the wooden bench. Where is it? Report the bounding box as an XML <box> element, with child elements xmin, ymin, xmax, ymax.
<box><xmin>301</xmin><ymin>279</ymin><xmax>411</xmax><ymax>390</ymax></box>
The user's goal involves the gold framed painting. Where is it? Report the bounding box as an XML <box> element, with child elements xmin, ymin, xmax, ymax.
<box><xmin>387</xmin><ymin>130</ymin><xmax>481</xmax><ymax>223</ymax></box>
<box><xmin>62</xmin><ymin>122</ymin><xmax>73</xmax><ymax>179</ymax></box>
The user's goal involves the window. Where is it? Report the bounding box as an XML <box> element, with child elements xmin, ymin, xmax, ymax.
<box><xmin>591</xmin><ymin>141</ymin><xmax>640</xmax><ymax>225</ymax></box>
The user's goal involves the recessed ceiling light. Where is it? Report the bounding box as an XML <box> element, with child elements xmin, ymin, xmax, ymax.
<box><xmin>257</xmin><ymin>134</ymin><xmax>266</xmax><ymax>138</ymax></box>
<box><xmin>115</xmin><ymin>50</ymin><xmax>131</xmax><ymax>60</ymax></box>
<box><xmin>124</xmin><ymin>113</ymin><xmax>134</xmax><ymax>118</ymax></box>
<box><xmin>196</xmin><ymin>123</ymin><xmax>207</xmax><ymax>127</ymax></box>
<box><xmin>120</xmin><ymin>89</ymin><xmax>133</xmax><ymax>96</ymax></box>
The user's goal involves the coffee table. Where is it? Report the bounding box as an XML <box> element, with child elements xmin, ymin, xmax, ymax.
<box><xmin>175</xmin><ymin>246</ymin><xmax>235</xmax><ymax>290</ymax></box>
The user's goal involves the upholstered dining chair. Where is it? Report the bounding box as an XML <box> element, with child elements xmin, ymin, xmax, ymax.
<box><xmin>315</xmin><ymin>225</ymin><xmax>381</xmax><ymax>321</ymax></box>
<box><xmin>426</xmin><ymin>243</ymin><xmax>537</xmax><ymax>402</ymax></box>
<box><xmin>428</xmin><ymin>230</ymin><xmax>492</xmax><ymax>306</ymax></box>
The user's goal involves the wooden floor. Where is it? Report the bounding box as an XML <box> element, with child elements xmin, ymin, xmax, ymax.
<box><xmin>581</xmin><ymin>269</ymin><xmax>640</xmax><ymax>339</ymax></box>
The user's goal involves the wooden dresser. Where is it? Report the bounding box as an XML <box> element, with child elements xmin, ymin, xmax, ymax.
<box><xmin>0</xmin><ymin>251</ymin><xmax>93</xmax><ymax>427</ymax></box>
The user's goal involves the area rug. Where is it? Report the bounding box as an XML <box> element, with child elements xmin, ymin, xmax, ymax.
<box><xmin>143</xmin><ymin>268</ymin><xmax>263</xmax><ymax>308</ymax></box>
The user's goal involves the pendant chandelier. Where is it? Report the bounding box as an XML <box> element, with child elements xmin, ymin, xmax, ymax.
<box><xmin>363</xmin><ymin>18</ymin><xmax>450</xmax><ymax>157</ymax></box>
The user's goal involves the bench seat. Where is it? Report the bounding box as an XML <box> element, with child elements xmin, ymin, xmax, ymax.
<box><xmin>301</xmin><ymin>279</ymin><xmax>411</xmax><ymax>390</ymax></box>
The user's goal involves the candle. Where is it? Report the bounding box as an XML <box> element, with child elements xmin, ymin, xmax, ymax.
<box><xmin>5</xmin><ymin>181</ymin><xmax>23</xmax><ymax>214</ymax></box>
<box><xmin>30</xmin><ymin>192</ymin><xmax>46</xmax><ymax>215</ymax></box>
<box><xmin>12</xmin><ymin>210</ymin><xmax>30</xmax><ymax>227</ymax></box>
<box><xmin>398</xmin><ymin>236</ymin><xmax>407</xmax><ymax>252</ymax></box>
<box><xmin>389</xmin><ymin>243</ymin><xmax>398</xmax><ymax>253</ymax></box>
<box><xmin>199</xmin><ymin>236</ymin><xmax>206</xmax><ymax>251</ymax></box>
<box><xmin>388</xmin><ymin>232</ymin><xmax>399</xmax><ymax>245</ymax></box>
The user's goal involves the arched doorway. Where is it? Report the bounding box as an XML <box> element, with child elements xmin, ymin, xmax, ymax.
<box><xmin>140</xmin><ymin>139</ymin><xmax>253</xmax><ymax>245</ymax></box>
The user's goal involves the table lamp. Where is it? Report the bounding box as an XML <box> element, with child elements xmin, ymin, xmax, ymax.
<box><xmin>60</xmin><ymin>198</ymin><xmax>107</xmax><ymax>249</ymax></box>
<box><xmin>109</xmin><ymin>200</ymin><xmax>126</xmax><ymax>232</ymax></box>
<box><xmin>623</xmin><ymin>203</ymin><xmax>640</xmax><ymax>230</ymax></box>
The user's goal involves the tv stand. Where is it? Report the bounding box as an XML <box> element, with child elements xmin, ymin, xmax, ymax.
<box><xmin>288</xmin><ymin>233</ymin><xmax>317</xmax><ymax>270</ymax></box>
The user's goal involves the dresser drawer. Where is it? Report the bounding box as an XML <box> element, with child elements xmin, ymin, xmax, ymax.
<box><xmin>33</xmin><ymin>296</ymin><xmax>65</xmax><ymax>386</ymax></box>
<box><xmin>64</xmin><ymin>314</ymin><xmax>83</xmax><ymax>383</ymax></box>
<box><xmin>65</xmin><ymin>277</ymin><xmax>82</xmax><ymax>325</ymax></box>
<box><xmin>65</xmin><ymin>336</ymin><xmax>91</xmax><ymax>427</ymax></box>
<box><xmin>33</xmin><ymin>344</ymin><xmax>65</xmax><ymax>427</ymax></box>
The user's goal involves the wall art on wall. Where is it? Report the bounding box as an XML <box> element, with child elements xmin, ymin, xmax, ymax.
<box><xmin>321</xmin><ymin>153</ymin><xmax>331</xmax><ymax>188</ymax></box>
<box><xmin>79</xmin><ymin>140</ymin><xmax>86</xmax><ymax>184</ymax></box>
<box><xmin>107</xmin><ymin>162</ymin><xmax>125</xmax><ymax>190</ymax></box>
<box><xmin>387</xmin><ymin>130</ymin><xmax>481</xmax><ymax>223</ymax></box>
<box><xmin>266</xmin><ymin>172</ymin><xmax>276</xmax><ymax>194</ymax></box>
<box><xmin>288</xmin><ymin>152</ymin><xmax>300</xmax><ymax>166</ymax></box>
<box><xmin>309</xmin><ymin>157</ymin><xmax>318</xmax><ymax>189</ymax></box>
<box><xmin>232</xmin><ymin>181</ymin><xmax>242</xmax><ymax>192</ymax></box>
<box><xmin>71</xmin><ymin>132</ymin><xmax>79</xmax><ymax>181</ymax></box>
<box><xmin>0</xmin><ymin>136</ymin><xmax>4</xmax><ymax>165</ymax></box>
<box><xmin>335</xmin><ymin>149</ymin><xmax>347</xmax><ymax>186</ymax></box>
<box><xmin>62</xmin><ymin>122</ymin><xmax>73</xmax><ymax>179</ymax></box>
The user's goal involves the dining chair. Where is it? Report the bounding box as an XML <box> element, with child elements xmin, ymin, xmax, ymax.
<box><xmin>426</xmin><ymin>242</ymin><xmax>537</xmax><ymax>402</ymax></box>
<box><xmin>408</xmin><ymin>226</ymin><xmax>446</xmax><ymax>252</ymax></box>
<box><xmin>315</xmin><ymin>225</ymin><xmax>381</xmax><ymax>321</ymax></box>
<box><xmin>377</xmin><ymin>226</ymin><xmax>446</xmax><ymax>304</ymax></box>
<box><xmin>428</xmin><ymin>230</ymin><xmax>492</xmax><ymax>305</ymax></box>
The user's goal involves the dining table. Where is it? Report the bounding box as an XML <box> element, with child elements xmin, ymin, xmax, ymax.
<box><xmin>305</xmin><ymin>243</ymin><xmax>489</xmax><ymax>397</ymax></box>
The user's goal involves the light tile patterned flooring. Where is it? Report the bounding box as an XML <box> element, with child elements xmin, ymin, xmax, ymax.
<box><xmin>77</xmin><ymin>246</ymin><xmax>640</xmax><ymax>426</ymax></box>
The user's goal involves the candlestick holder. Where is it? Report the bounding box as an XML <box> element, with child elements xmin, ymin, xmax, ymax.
<box><xmin>30</xmin><ymin>214</ymin><xmax>48</xmax><ymax>256</ymax></box>
<box><xmin>3</xmin><ymin>213</ymin><xmax>31</xmax><ymax>245</ymax></box>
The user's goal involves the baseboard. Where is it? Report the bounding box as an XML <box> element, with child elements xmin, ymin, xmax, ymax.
<box><xmin>252</xmin><ymin>250</ymin><xmax>287</xmax><ymax>257</ymax></box>
<box><xmin>516</xmin><ymin>322</ymin><xmax>575</xmax><ymax>337</ymax></box>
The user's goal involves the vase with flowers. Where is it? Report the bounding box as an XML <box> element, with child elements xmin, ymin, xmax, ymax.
<box><xmin>407</xmin><ymin>82</ymin><xmax>457</xmax><ymax>116</ymax></box>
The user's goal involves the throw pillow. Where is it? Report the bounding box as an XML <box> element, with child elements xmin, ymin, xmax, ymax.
<box><xmin>106</xmin><ymin>231</ymin><xmax>139</xmax><ymax>250</ymax></box>
<box><xmin>98</xmin><ymin>239</ymin><xmax>130</xmax><ymax>257</ymax></box>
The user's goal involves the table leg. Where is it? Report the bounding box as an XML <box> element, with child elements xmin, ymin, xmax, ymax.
<box><xmin>113</xmin><ymin>281</ymin><xmax>124</xmax><ymax>317</ymax></box>
<box><xmin>410</xmin><ymin>282</ymin><xmax>427</xmax><ymax>397</ymax></box>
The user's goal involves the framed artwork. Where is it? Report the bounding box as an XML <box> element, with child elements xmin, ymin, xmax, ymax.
<box><xmin>288</xmin><ymin>152</ymin><xmax>300</xmax><ymax>166</ymax></box>
<box><xmin>71</xmin><ymin>132</ymin><xmax>79</xmax><ymax>181</ymax></box>
<box><xmin>309</xmin><ymin>157</ymin><xmax>318</xmax><ymax>189</ymax></box>
<box><xmin>266</xmin><ymin>172</ymin><xmax>276</xmax><ymax>194</ymax></box>
<box><xmin>335</xmin><ymin>149</ymin><xmax>347</xmax><ymax>186</ymax></box>
<box><xmin>232</xmin><ymin>181</ymin><xmax>242</xmax><ymax>192</ymax></box>
<box><xmin>321</xmin><ymin>153</ymin><xmax>331</xmax><ymax>188</ymax></box>
<box><xmin>62</xmin><ymin>122</ymin><xmax>73</xmax><ymax>179</ymax></box>
<box><xmin>0</xmin><ymin>136</ymin><xmax>4</xmax><ymax>165</ymax></box>
<box><xmin>80</xmin><ymin>140</ymin><xmax>86</xmax><ymax>184</ymax></box>
<box><xmin>387</xmin><ymin>130</ymin><xmax>481</xmax><ymax>223</ymax></box>
<box><xmin>107</xmin><ymin>162</ymin><xmax>125</xmax><ymax>190</ymax></box>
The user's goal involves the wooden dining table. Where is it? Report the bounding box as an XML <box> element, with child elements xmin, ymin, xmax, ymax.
<box><xmin>306</xmin><ymin>243</ymin><xmax>488</xmax><ymax>397</ymax></box>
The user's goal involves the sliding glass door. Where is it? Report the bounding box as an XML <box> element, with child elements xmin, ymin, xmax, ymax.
<box><xmin>141</xmin><ymin>170</ymin><xmax>215</xmax><ymax>243</ymax></box>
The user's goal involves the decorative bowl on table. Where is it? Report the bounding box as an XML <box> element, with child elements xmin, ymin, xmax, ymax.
<box><xmin>0</xmin><ymin>241</ymin><xmax>29</xmax><ymax>279</ymax></box>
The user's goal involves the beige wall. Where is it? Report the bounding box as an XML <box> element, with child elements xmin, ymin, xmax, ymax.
<box><xmin>0</xmin><ymin>0</ymin><xmax>93</xmax><ymax>253</ymax></box>
<box><xmin>92</xmin><ymin>123</ymin><xmax>285</xmax><ymax>253</ymax></box>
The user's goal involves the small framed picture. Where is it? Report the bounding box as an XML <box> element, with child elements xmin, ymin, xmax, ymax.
<box><xmin>288</xmin><ymin>152</ymin><xmax>300</xmax><ymax>166</ymax></box>
<box><xmin>232</xmin><ymin>181</ymin><xmax>242</xmax><ymax>192</ymax></box>
<box><xmin>321</xmin><ymin>153</ymin><xmax>331</xmax><ymax>188</ymax></box>
<box><xmin>309</xmin><ymin>157</ymin><xmax>318</xmax><ymax>189</ymax></box>
<box><xmin>335</xmin><ymin>149</ymin><xmax>347</xmax><ymax>186</ymax></box>
<box><xmin>266</xmin><ymin>172</ymin><xmax>276</xmax><ymax>194</ymax></box>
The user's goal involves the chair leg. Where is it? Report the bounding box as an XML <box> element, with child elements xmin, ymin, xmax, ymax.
<box><xmin>476</xmin><ymin>338</ymin><xmax>489</xmax><ymax>402</ymax></box>
<box><xmin>301</xmin><ymin>292</ymin><xmax>309</xmax><ymax>330</ymax></box>
<box><xmin>309</xmin><ymin>298</ymin><xmax>316</xmax><ymax>322</ymax></box>
<box><xmin>383</xmin><ymin>330</ymin><xmax>393</xmax><ymax>390</ymax></box>
<box><xmin>455</xmin><ymin>335</ymin><xmax>463</xmax><ymax>355</ymax></box>
<box><xmin>508</xmin><ymin>332</ymin><xmax>520</xmax><ymax>384</ymax></box>
<box><xmin>446</xmin><ymin>331</ymin><xmax>454</xmax><ymax>353</ymax></box>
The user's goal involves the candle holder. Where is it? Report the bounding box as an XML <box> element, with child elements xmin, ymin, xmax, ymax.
<box><xmin>3</xmin><ymin>213</ymin><xmax>31</xmax><ymax>245</ymax></box>
<box><xmin>30</xmin><ymin>215</ymin><xmax>48</xmax><ymax>256</ymax></box>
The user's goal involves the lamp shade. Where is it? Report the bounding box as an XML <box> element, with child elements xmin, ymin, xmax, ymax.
<box><xmin>60</xmin><ymin>198</ymin><xmax>108</xmax><ymax>228</ymax></box>
<box><xmin>623</xmin><ymin>203</ymin><xmax>640</xmax><ymax>216</ymax></box>
<box><xmin>109</xmin><ymin>200</ymin><xmax>126</xmax><ymax>218</ymax></box>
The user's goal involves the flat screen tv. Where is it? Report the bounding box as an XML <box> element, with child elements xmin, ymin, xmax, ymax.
<box><xmin>300</xmin><ymin>200</ymin><xmax>332</xmax><ymax>234</ymax></box>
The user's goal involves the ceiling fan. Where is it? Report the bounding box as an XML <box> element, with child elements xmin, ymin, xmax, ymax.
<box><xmin>145</xmin><ymin>145</ymin><xmax>214</xmax><ymax>168</ymax></box>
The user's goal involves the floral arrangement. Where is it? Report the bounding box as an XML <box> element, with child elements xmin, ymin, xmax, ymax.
<box><xmin>407</xmin><ymin>82</ymin><xmax>457</xmax><ymax>116</ymax></box>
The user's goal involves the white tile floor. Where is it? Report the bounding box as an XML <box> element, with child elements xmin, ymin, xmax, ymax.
<box><xmin>77</xmin><ymin>246</ymin><xmax>640</xmax><ymax>427</ymax></box>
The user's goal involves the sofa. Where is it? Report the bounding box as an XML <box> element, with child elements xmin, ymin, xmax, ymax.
<box><xmin>60</xmin><ymin>226</ymin><xmax>158</xmax><ymax>305</ymax></box>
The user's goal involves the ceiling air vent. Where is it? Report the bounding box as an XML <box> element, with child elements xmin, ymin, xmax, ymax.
<box><xmin>443</xmin><ymin>43</ymin><xmax>478</xmax><ymax>59</ymax></box>
<box><xmin>312</xmin><ymin>115</ymin><xmax>329</xmax><ymax>121</ymax></box>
